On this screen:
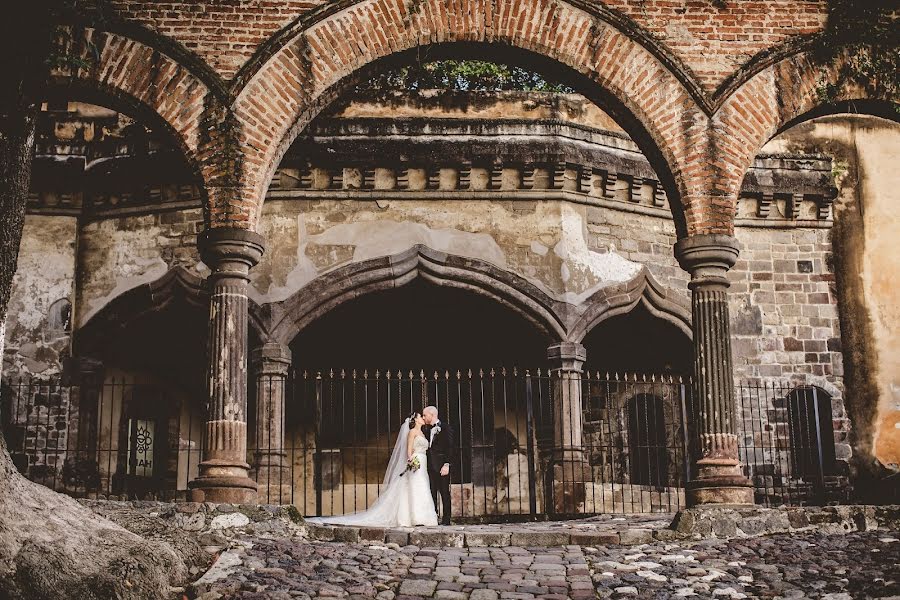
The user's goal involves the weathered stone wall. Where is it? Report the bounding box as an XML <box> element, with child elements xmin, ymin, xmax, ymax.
<box><xmin>760</xmin><ymin>115</ymin><xmax>900</xmax><ymax>485</ymax></box>
<box><xmin>74</xmin><ymin>209</ymin><xmax>205</xmax><ymax>329</ymax></box>
<box><xmin>2</xmin><ymin>215</ymin><xmax>78</xmax><ymax>376</ymax></box>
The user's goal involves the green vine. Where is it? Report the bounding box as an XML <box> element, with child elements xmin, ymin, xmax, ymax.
<box><xmin>812</xmin><ymin>2</ymin><xmax>900</xmax><ymax>110</ymax></box>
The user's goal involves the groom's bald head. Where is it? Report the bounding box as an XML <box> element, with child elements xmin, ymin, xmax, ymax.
<box><xmin>423</xmin><ymin>406</ymin><xmax>438</xmax><ymax>424</ymax></box>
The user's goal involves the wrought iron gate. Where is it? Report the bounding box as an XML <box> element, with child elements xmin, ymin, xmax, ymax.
<box><xmin>1</xmin><ymin>371</ymin><xmax>848</xmax><ymax>514</ymax></box>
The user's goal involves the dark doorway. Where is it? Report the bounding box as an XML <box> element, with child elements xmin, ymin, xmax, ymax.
<box><xmin>583</xmin><ymin>304</ymin><xmax>691</xmax><ymax>375</ymax></box>
<box><xmin>786</xmin><ymin>386</ymin><xmax>835</xmax><ymax>479</ymax></box>
<box><xmin>626</xmin><ymin>393</ymin><xmax>668</xmax><ymax>487</ymax></box>
<box><xmin>290</xmin><ymin>279</ymin><xmax>549</xmax><ymax>372</ymax></box>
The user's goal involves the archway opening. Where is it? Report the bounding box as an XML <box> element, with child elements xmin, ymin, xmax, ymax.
<box><xmin>281</xmin><ymin>278</ymin><xmax>552</xmax><ymax>517</ymax></box>
<box><xmin>582</xmin><ymin>304</ymin><xmax>692</xmax><ymax>376</ymax></box>
<box><xmin>290</xmin><ymin>278</ymin><xmax>549</xmax><ymax>372</ymax></box>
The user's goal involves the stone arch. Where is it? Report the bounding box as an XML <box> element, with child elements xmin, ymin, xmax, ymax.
<box><xmin>567</xmin><ymin>268</ymin><xmax>691</xmax><ymax>344</ymax></box>
<box><xmin>75</xmin><ymin>267</ymin><xmax>269</xmax><ymax>356</ymax></box>
<box><xmin>232</xmin><ymin>0</ymin><xmax>713</xmax><ymax>237</ymax></box>
<box><xmin>268</xmin><ymin>245</ymin><xmax>568</xmax><ymax>346</ymax></box>
<box><xmin>713</xmin><ymin>44</ymin><xmax>900</xmax><ymax>208</ymax></box>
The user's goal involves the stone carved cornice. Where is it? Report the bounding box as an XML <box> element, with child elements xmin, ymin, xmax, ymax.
<box><xmin>28</xmin><ymin>117</ymin><xmax>837</xmax><ymax>227</ymax></box>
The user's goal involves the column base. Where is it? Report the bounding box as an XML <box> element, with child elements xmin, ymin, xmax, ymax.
<box><xmin>189</xmin><ymin>459</ymin><xmax>258</xmax><ymax>503</ymax></box>
<box><xmin>687</xmin><ymin>475</ymin><xmax>755</xmax><ymax>506</ymax></box>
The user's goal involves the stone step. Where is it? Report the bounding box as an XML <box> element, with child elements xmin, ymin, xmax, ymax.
<box><xmin>305</xmin><ymin>522</ymin><xmax>677</xmax><ymax>547</ymax></box>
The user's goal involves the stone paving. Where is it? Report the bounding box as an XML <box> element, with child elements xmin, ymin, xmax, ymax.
<box><xmin>192</xmin><ymin>528</ymin><xmax>900</xmax><ymax>600</ymax></box>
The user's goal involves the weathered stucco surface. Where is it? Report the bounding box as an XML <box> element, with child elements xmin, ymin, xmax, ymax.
<box><xmin>764</xmin><ymin>115</ymin><xmax>900</xmax><ymax>475</ymax></box>
<box><xmin>75</xmin><ymin>210</ymin><xmax>204</xmax><ymax>328</ymax></box>
<box><xmin>332</xmin><ymin>91</ymin><xmax>625</xmax><ymax>133</ymax></box>
<box><xmin>3</xmin><ymin>215</ymin><xmax>78</xmax><ymax>374</ymax></box>
<box><xmin>252</xmin><ymin>199</ymin><xmax>644</xmax><ymax>306</ymax></box>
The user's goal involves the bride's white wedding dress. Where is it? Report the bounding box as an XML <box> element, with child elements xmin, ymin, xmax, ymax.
<box><xmin>307</xmin><ymin>420</ymin><xmax>438</xmax><ymax>527</ymax></box>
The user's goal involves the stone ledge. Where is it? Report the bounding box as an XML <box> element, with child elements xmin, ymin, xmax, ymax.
<box><xmin>671</xmin><ymin>505</ymin><xmax>900</xmax><ymax>539</ymax></box>
<box><xmin>306</xmin><ymin>505</ymin><xmax>900</xmax><ymax>548</ymax></box>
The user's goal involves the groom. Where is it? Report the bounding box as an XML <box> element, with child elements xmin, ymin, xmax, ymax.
<box><xmin>422</xmin><ymin>406</ymin><xmax>454</xmax><ymax>526</ymax></box>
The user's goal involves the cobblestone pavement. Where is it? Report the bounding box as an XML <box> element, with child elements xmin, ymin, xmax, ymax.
<box><xmin>196</xmin><ymin>529</ymin><xmax>899</xmax><ymax>600</ymax></box>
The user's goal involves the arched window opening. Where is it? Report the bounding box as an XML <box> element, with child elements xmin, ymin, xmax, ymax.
<box><xmin>626</xmin><ymin>394</ymin><xmax>668</xmax><ymax>488</ymax></box>
<box><xmin>786</xmin><ymin>387</ymin><xmax>836</xmax><ymax>480</ymax></box>
<box><xmin>582</xmin><ymin>304</ymin><xmax>692</xmax><ymax>377</ymax></box>
<box><xmin>47</xmin><ymin>298</ymin><xmax>71</xmax><ymax>334</ymax></box>
<box><xmin>286</xmin><ymin>278</ymin><xmax>549</xmax><ymax>515</ymax></box>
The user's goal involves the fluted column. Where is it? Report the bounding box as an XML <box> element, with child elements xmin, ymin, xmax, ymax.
<box><xmin>252</xmin><ymin>341</ymin><xmax>291</xmax><ymax>504</ymax></box>
<box><xmin>547</xmin><ymin>342</ymin><xmax>591</xmax><ymax>513</ymax></box>
<box><xmin>675</xmin><ymin>234</ymin><xmax>754</xmax><ymax>506</ymax></box>
<box><xmin>189</xmin><ymin>227</ymin><xmax>264</xmax><ymax>504</ymax></box>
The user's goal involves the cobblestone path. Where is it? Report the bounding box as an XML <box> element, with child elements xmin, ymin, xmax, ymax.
<box><xmin>198</xmin><ymin>530</ymin><xmax>899</xmax><ymax>600</ymax></box>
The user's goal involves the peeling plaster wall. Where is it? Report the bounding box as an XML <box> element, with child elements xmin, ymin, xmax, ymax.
<box><xmin>3</xmin><ymin>215</ymin><xmax>78</xmax><ymax>376</ymax></box>
<box><xmin>763</xmin><ymin>115</ymin><xmax>900</xmax><ymax>480</ymax></box>
<box><xmin>251</xmin><ymin>198</ymin><xmax>644</xmax><ymax>306</ymax></box>
<box><xmin>74</xmin><ymin>208</ymin><xmax>205</xmax><ymax>329</ymax></box>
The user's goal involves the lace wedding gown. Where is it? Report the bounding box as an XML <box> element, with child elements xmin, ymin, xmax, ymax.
<box><xmin>308</xmin><ymin>426</ymin><xmax>438</xmax><ymax>527</ymax></box>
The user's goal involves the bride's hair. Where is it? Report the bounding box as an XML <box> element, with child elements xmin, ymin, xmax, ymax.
<box><xmin>407</xmin><ymin>411</ymin><xmax>420</xmax><ymax>430</ymax></box>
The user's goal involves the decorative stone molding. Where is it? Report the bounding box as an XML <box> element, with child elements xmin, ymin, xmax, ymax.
<box><xmin>28</xmin><ymin>113</ymin><xmax>837</xmax><ymax>229</ymax></box>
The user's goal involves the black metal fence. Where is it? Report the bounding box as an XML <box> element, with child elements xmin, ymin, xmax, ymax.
<box><xmin>0</xmin><ymin>370</ymin><xmax>848</xmax><ymax>518</ymax></box>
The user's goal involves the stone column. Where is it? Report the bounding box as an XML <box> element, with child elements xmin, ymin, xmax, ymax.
<box><xmin>189</xmin><ymin>227</ymin><xmax>264</xmax><ymax>504</ymax></box>
<box><xmin>547</xmin><ymin>341</ymin><xmax>591</xmax><ymax>513</ymax></box>
<box><xmin>63</xmin><ymin>356</ymin><xmax>104</xmax><ymax>455</ymax></box>
<box><xmin>251</xmin><ymin>342</ymin><xmax>292</xmax><ymax>504</ymax></box>
<box><xmin>675</xmin><ymin>234</ymin><xmax>754</xmax><ymax>506</ymax></box>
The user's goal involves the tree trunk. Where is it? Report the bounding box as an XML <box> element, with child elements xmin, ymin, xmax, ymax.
<box><xmin>0</xmin><ymin>5</ymin><xmax>187</xmax><ymax>598</ymax></box>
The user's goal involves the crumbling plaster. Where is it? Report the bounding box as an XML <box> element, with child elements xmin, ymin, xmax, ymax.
<box><xmin>3</xmin><ymin>215</ymin><xmax>78</xmax><ymax>374</ymax></box>
<box><xmin>763</xmin><ymin>114</ymin><xmax>900</xmax><ymax>476</ymax></box>
<box><xmin>251</xmin><ymin>198</ymin><xmax>644</xmax><ymax>307</ymax></box>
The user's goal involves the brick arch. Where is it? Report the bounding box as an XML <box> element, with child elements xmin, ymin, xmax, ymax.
<box><xmin>713</xmin><ymin>45</ymin><xmax>900</xmax><ymax>209</ymax></box>
<box><xmin>232</xmin><ymin>0</ymin><xmax>711</xmax><ymax>237</ymax></box>
<box><xmin>52</xmin><ymin>27</ymin><xmax>212</xmax><ymax>187</ymax></box>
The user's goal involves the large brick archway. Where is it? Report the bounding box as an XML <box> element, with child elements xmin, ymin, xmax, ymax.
<box><xmin>230</xmin><ymin>0</ymin><xmax>712</xmax><ymax>236</ymax></box>
<box><xmin>54</xmin><ymin>27</ymin><xmax>211</xmax><ymax>165</ymax></box>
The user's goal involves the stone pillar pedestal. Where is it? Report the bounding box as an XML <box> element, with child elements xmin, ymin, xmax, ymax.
<box><xmin>675</xmin><ymin>234</ymin><xmax>754</xmax><ymax>506</ymax></box>
<box><xmin>189</xmin><ymin>227</ymin><xmax>264</xmax><ymax>504</ymax></box>
<box><xmin>547</xmin><ymin>342</ymin><xmax>591</xmax><ymax>513</ymax></box>
<box><xmin>252</xmin><ymin>342</ymin><xmax>292</xmax><ymax>505</ymax></box>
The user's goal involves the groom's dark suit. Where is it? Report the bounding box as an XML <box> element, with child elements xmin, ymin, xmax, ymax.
<box><xmin>424</xmin><ymin>420</ymin><xmax>454</xmax><ymax>525</ymax></box>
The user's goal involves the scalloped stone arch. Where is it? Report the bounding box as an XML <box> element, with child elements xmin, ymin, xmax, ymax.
<box><xmin>232</xmin><ymin>0</ymin><xmax>712</xmax><ymax>236</ymax></box>
<box><xmin>567</xmin><ymin>267</ymin><xmax>691</xmax><ymax>344</ymax></box>
<box><xmin>268</xmin><ymin>245</ymin><xmax>568</xmax><ymax>346</ymax></box>
<box><xmin>75</xmin><ymin>267</ymin><xmax>269</xmax><ymax>356</ymax></box>
<box><xmin>713</xmin><ymin>45</ymin><xmax>900</xmax><ymax>207</ymax></box>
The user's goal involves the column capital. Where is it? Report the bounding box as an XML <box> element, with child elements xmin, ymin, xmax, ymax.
<box><xmin>199</xmin><ymin>227</ymin><xmax>265</xmax><ymax>272</ymax></box>
<box><xmin>251</xmin><ymin>342</ymin><xmax>292</xmax><ymax>375</ymax></box>
<box><xmin>547</xmin><ymin>342</ymin><xmax>586</xmax><ymax>372</ymax></box>
<box><xmin>674</xmin><ymin>234</ymin><xmax>740</xmax><ymax>287</ymax></box>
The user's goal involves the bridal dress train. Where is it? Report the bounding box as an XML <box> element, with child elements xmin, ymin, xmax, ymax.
<box><xmin>307</xmin><ymin>420</ymin><xmax>438</xmax><ymax>527</ymax></box>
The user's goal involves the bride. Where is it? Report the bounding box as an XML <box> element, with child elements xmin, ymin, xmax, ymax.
<box><xmin>308</xmin><ymin>412</ymin><xmax>438</xmax><ymax>527</ymax></box>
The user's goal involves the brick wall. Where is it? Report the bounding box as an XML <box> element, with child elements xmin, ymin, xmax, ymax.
<box><xmin>108</xmin><ymin>0</ymin><xmax>828</xmax><ymax>91</ymax></box>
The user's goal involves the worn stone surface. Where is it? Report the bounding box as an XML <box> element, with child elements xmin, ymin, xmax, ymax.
<box><xmin>192</xmin><ymin>528</ymin><xmax>900</xmax><ymax>600</ymax></box>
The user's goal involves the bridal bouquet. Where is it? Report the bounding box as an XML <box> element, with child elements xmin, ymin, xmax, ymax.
<box><xmin>399</xmin><ymin>456</ymin><xmax>421</xmax><ymax>477</ymax></box>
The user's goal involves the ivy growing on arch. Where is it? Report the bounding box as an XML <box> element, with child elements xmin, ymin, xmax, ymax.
<box><xmin>812</xmin><ymin>2</ymin><xmax>900</xmax><ymax>111</ymax></box>
<box><xmin>357</xmin><ymin>59</ymin><xmax>574</xmax><ymax>93</ymax></box>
